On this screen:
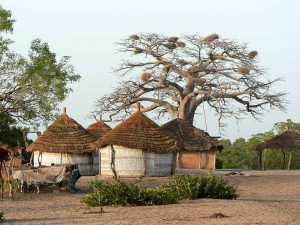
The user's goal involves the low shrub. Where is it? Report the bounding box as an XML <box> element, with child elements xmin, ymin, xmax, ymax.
<box><xmin>0</xmin><ymin>211</ymin><xmax>4</xmax><ymax>222</ymax></box>
<box><xmin>171</xmin><ymin>172</ymin><xmax>238</xmax><ymax>200</ymax></box>
<box><xmin>82</xmin><ymin>173</ymin><xmax>238</xmax><ymax>207</ymax></box>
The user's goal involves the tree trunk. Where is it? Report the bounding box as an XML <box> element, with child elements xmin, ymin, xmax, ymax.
<box><xmin>263</xmin><ymin>149</ymin><xmax>267</xmax><ymax>171</ymax></box>
<box><xmin>287</xmin><ymin>151</ymin><xmax>292</xmax><ymax>170</ymax></box>
<box><xmin>282</xmin><ymin>150</ymin><xmax>286</xmax><ymax>170</ymax></box>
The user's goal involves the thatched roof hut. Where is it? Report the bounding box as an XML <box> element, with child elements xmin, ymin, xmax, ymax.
<box><xmin>27</xmin><ymin>108</ymin><xmax>96</xmax><ymax>154</ymax></box>
<box><xmin>162</xmin><ymin>119</ymin><xmax>223</xmax><ymax>170</ymax></box>
<box><xmin>256</xmin><ymin>130</ymin><xmax>300</xmax><ymax>170</ymax></box>
<box><xmin>256</xmin><ymin>130</ymin><xmax>300</xmax><ymax>151</ymax></box>
<box><xmin>86</xmin><ymin>116</ymin><xmax>112</xmax><ymax>139</ymax></box>
<box><xmin>162</xmin><ymin>118</ymin><xmax>223</xmax><ymax>151</ymax></box>
<box><xmin>27</xmin><ymin>108</ymin><xmax>98</xmax><ymax>175</ymax></box>
<box><xmin>92</xmin><ymin>103</ymin><xmax>182</xmax><ymax>177</ymax></box>
<box><xmin>92</xmin><ymin>105</ymin><xmax>182</xmax><ymax>153</ymax></box>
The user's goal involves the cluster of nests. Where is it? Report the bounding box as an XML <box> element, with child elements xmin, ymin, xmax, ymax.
<box><xmin>135</xmin><ymin>33</ymin><xmax>258</xmax><ymax>83</ymax></box>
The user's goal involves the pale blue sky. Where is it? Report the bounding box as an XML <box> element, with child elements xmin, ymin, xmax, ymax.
<box><xmin>2</xmin><ymin>0</ymin><xmax>300</xmax><ymax>141</ymax></box>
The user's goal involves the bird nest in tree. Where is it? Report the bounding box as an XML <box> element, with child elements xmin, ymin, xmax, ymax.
<box><xmin>237</xmin><ymin>67</ymin><xmax>250</xmax><ymax>75</ymax></box>
<box><xmin>130</xmin><ymin>34</ymin><xmax>139</xmax><ymax>40</ymax></box>
<box><xmin>167</xmin><ymin>36</ymin><xmax>179</xmax><ymax>43</ymax></box>
<box><xmin>133</xmin><ymin>47</ymin><xmax>143</xmax><ymax>54</ymax></box>
<box><xmin>158</xmin><ymin>76</ymin><xmax>166</xmax><ymax>87</ymax></box>
<box><xmin>163</xmin><ymin>42</ymin><xmax>177</xmax><ymax>50</ymax></box>
<box><xmin>203</xmin><ymin>33</ymin><xmax>219</xmax><ymax>42</ymax></box>
<box><xmin>141</xmin><ymin>72</ymin><xmax>152</xmax><ymax>83</ymax></box>
<box><xmin>176</xmin><ymin>41</ymin><xmax>186</xmax><ymax>48</ymax></box>
<box><xmin>248</xmin><ymin>50</ymin><xmax>258</xmax><ymax>59</ymax></box>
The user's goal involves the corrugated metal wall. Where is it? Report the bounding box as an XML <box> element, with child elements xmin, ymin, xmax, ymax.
<box><xmin>176</xmin><ymin>150</ymin><xmax>216</xmax><ymax>170</ymax></box>
<box><xmin>33</xmin><ymin>151</ymin><xmax>99</xmax><ymax>176</ymax></box>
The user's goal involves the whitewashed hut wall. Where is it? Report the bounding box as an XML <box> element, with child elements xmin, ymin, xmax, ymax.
<box><xmin>144</xmin><ymin>151</ymin><xmax>174</xmax><ymax>176</ymax></box>
<box><xmin>99</xmin><ymin>145</ymin><xmax>145</xmax><ymax>177</ymax></box>
<box><xmin>33</xmin><ymin>151</ymin><xmax>99</xmax><ymax>176</ymax></box>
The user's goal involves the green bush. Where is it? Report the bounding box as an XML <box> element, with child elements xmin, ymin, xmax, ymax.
<box><xmin>82</xmin><ymin>173</ymin><xmax>238</xmax><ymax>207</ymax></box>
<box><xmin>171</xmin><ymin>172</ymin><xmax>238</xmax><ymax>200</ymax></box>
<box><xmin>0</xmin><ymin>211</ymin><xmax>4</xmax><ymax>222</ymax></box>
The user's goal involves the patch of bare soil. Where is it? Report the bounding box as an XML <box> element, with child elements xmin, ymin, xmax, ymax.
<box><xmin>1</xmin><ymin>170</ymin><xmax>300</xmax><ymax>225</ymax></box>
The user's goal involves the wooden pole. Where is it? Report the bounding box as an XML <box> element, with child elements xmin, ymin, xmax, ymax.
<box><xmin>258</xmin><ymin>151</ymin><xmax>262</xmax><ymax>170</ymax></box>
<box><xmin>287</xmin><ymin>151</ymin><xmax>292</xmax><ymax>170</ymax></box>
<box><xmin>0</xmin><ymin>161</ymin><xmax>3</xmax><ymax>199</ymax></box>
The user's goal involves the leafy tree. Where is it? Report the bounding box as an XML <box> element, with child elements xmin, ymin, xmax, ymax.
<box><xmin>93</xmin><ymin>33</ymin><xmax>286</xmax><ymax>128</ymax></box>
<box><xmin>0</xmin><ymin>6</ymin><xmax>80</xmax><ymax>126</ymax></box>
<box><xmin>272</xmin><ymin>119</ymin><xmax>300</xmax><ymax>134</ymax></box>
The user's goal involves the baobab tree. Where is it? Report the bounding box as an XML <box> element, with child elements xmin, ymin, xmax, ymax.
<box><xmin>93</xmin><ymin>33</ymin><xmax>286</xmax><ymax>127</ymax></box>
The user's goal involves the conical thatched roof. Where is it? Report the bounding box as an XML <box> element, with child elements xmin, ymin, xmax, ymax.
<box><xmin>0</xmin><ymin>141</ymin><xmax>12</xmax><ymax>160</ymax></box>
<box><xmin>27</xmin><ymin>108</ymin><xmax>97</xmax><ymax>154</ymax></box>
<box><xmin>86</xmin><ymin>116</ymin><xmax>112</xmax><ymax>138</ymax></box>
<box><xmin>162</xmin><ymin>118</ymin><xmax>223</xmax><ymax>151</ymax></box>
<box><xmin>92</xmin><ymin>104</ymin><xmax>182</xmax><ymax>153</ymax></box>
<box><xmin>256</xmin><ymin>130</ymin><xmax>300</xmax><ymax>151</ymax></box>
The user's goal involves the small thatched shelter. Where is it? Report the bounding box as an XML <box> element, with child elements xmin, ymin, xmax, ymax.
<box><xmin>162</xmin><ymin>119</ymin><xmax>223</xmax><ymax>170</ymax></box>
<box><xmin>86</xmin><ymin>115</ymin><xmax>112</xmax><ymax>138</ymax></box>
<box><xmin>86</xmin><ymin>116</ymin><xmax>112</xmax><ymax>175</ymax></box>
<box><xmin>27</xmin><ymin>108</ymin><xmax>98</xmax><ymax>175</ymax></box>
<box><xmin>92</xmin><ymin>103</ymin><xmax>182</xmax><ymax>177</ymax></box>
<box><xmin>256</xmin><ymin>129</ymin><xmax>300</xmax><ymax>170</ymax></box>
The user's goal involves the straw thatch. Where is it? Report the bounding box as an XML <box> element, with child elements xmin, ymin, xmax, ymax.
<box><xmin>92</xmin><ymin>105</ymin><xmax>182</xmax><ymax>153</ymax></box>
<box><xmin>27</xmin><ymin>109</ymin><xmax>97</xmax><ymax>154</ymax></box>
<box><xmin>162</xmin><ymin>118</ymin><xmax>223</xmax><ymax>151</ymax></box>
<box><xmin>256</xmin><ymin>130</ymin><xmax>300</xmax><ymax>151</ymax></box>
<box><xmin>86</xmin><ymin>116</ymin><xmax>112</xmax><ymax>139</ymax></box>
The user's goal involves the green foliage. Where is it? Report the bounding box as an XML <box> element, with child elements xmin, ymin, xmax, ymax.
<box><xmin>0</xmin><ymin>211</ymin><xmax>4</xmax><ymax>222</ymax></box>
<box><xmin>0</xmin><ymin>6</ymin><xmax>14</xmax><ymax>33</ymax></box>
<box><xmin>82</xmin><ymin>179</ymin><xmax>177</xmax><ymax>207</ymax></box>
<box><xmin>273</xmin><ymin>119</ymin><xmax>300</xmax><ymax>134</ymax></box>
<box><xmin>0</xmin><ymin>6</ymin><xmax>80</xmax><ymax>126</ymax></box>
<box><xmin>82</xmin><ymin>173</ymin><xmax>238</xmax><ymax>207</ymax></box>
<box><xmin>171</xmin><ymin>172</ymin><xmax>238</xmax><ymax>200</ymax></box>
<box><xmin>0</xmin><ymin>113</ymin><xmax>32</xmax><ymax>163</ymax></box>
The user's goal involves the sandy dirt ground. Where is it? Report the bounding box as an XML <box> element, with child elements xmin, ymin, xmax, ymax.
<box><xmin>1</xmin><ymin>170</ymin><xmax>300</xmax><ymax>225</ymax></box>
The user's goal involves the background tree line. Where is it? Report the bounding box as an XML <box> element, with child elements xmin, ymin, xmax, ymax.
<box><xmin>217</xmin><ymin>119</ymin><xmax>300</xmax><ymax>170</ymax></box>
